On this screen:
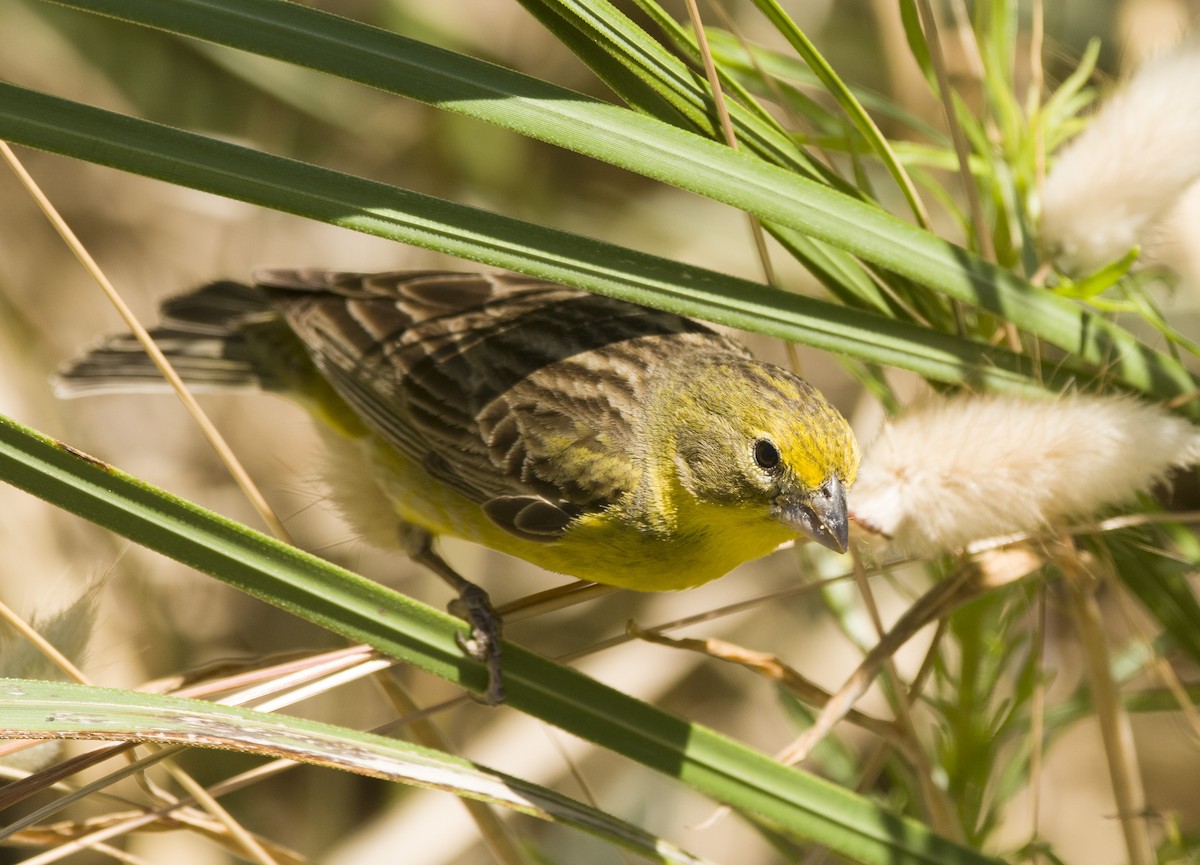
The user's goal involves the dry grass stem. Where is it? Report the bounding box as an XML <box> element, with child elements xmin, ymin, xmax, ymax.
<box><xmin>373</xmin><ymin>675</ymin><xmax>529</xmax><ymax>865</ymax></box>
<box><xmin>0</xmin><ymin>141</ymin><xmax>292</xmax><ymax>544</ymax></box>
<box><xmin>1056</xmin><ymin>539</ymin><xmax>1153</xmax><ymax>865</ymax></box>
<box><xmin>776</xmin><ymin>547</ymin><xmax>1045</xmax><ymax>765</ymax></box>
<box><xmin>914</xmin><ymin>0</ymin><xmax>994</xmax><ymax>265</ymax></box>
<box><xmin>683</xmin><ymin>0</ymin><xmax>777</xmax><ymax>286</ymax></box>
<box><xmin>852</xmin><ymin>557</ymin><xmax>960</xmax><ymax>839</ymax></box>
<box><xmin>628</xmin><ymin>623</ymin><xmax>911</xmax><ymax>755</ymax></box>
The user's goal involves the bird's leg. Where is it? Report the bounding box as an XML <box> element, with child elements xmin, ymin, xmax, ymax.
<box><xmin>399</xmin><ymin>524</ymin><xmax>504</xmax><ymax>705</ymax></box>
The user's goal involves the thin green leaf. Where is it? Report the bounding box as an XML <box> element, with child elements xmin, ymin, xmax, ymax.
<box><xmin>765</xmin><ymin>225</ymin><xmax>897</xmax><ymax>315</ymax></box>
<box><xmin>518</xmin><ymin>0</ymin><xmax>905</xmax><ymax>315</ymax></box>
<box><xmin>1053</xmin><ymin>249</ymin><xmax>1140</xmax><ymax>299</ymax></box>
<box><xmin>889</xmin><ymin>142</ymin><xmax>988</xmax><ymax>175</ymax></box>
<box><xmin>0</xmin><ymin>79</ymin><xmax>1071</xmax><ymax>394</ymax></box>
<box><xmin>0</xmin><ymin>413</ymin><xmax>1002</xmax><ymax>865</ymax></box>
<box><xmin>0</xmin><ymin>679</ymin><xmax>715</xmax><ymax>865</ymax></box>
<box><xmin>702</xmin><ymin>30</ymin><xmax>947</xmax><ymax>142</ymax></box>
<box><xmin>1039</xmin><ymin>39</ymin><xmax>1100</xmax><ymax>136</ymax></box>
<box><xmin>518</xmin><ymin>0</ymin><xmax>833</xmax><ymax>181</ymax></box>
<box><xmin>976</xmin><ymin>0</ymin><xmax>1022</xmax><ymax>157</ymax></box>
<box><xmin>1107</xmin><ymin>525</ymin><xmax>1200</xmax><ymax>665</ymax></box>
<box><xmin>744</xmin><ymin>0</ymin><xmax>931</xmax><ymax>228</ymax></box>
<box><xmin>899</xmin><ymin>0</ymin><xmax>937</xmax><ymax>91</ymax></box>
<box><xmin>0</xmin><ymin>412</ymin><xmax>1008</xmax><ymax>863</ymax></box>
<box><xmin>34</xmin><ymin>0</ymin><xmax>1200</xmax><ymax>407</ymax></box>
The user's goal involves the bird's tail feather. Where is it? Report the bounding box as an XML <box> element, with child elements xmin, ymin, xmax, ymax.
<box><xmin>54</xmin><ymin>281</ymin><xmax>282</xmax><ymax>398</ymax></box>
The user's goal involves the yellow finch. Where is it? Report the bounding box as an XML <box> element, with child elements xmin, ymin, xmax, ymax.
<box><xmin>58</xmin><ymin>270</ymin><xmax>860</xmax><ymax>701</ymax></box>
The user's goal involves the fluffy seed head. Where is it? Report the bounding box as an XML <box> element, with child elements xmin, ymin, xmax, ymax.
<box><xmin>1143</xmin><ymin>179</ymin><xmax>1200</xmax><ymax>286</ymax></box>
<box><xmin>850</xmin><ymin>393</ymin><xmax>1200</xmax><ymax>555</ymax></box>
<box><xmin>1042</xmin><ymin>47</ymin><xmax>1200</xmax><ymax>271</ymax></box>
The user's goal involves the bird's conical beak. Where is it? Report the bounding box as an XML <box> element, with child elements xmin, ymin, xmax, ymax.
<box><xmin>773</xmin><ymin>476</ymin><xmax>849</xmax><ymax>554</ymax></box>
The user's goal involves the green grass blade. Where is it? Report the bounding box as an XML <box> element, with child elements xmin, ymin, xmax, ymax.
<box><xmin>573</xmin><ymin>0</ymin><xmax>909</xmax><ymax>315</ymax></box>
<box><xmin>744</xmin><ymin>0</ymin><xmax>930</xmax><ymax>228</ymax></box>
<box><xmin>511</xmin><ymin>0</ymin><xmax>702</xmax><ymax>133</ymax></box>
<box><xmin>0</xmin><ymin>79</ymin><xmax>1071</xmax><ymax>395</ymax></box>
<box><xmin>1105</xmin><ymin>526</ymin><xmax>1200</xmax><ymax>665</ymax></box>
<box><xmin>0</xmin><ymin>414</ymin><xmax>1001</xmax><ymax>865</ymax></box>
<box><xmin>517</xmin><ymin>0</ymin><xmax>833</xmax><ymax>182</ymax></box>
<box><xmin>36</xmin><ymin>0</ymin><xmax>1200</xmax><ymax>406</ymax></box>
<box><xmin>704</xmin><ymin>29</ymin><xmax>946</xmax><ymax>142</ymax></box>
<box><xmin>0</xmin><ymin>679</ymin><xmax>719</xmax><ymax>865</ymax></box>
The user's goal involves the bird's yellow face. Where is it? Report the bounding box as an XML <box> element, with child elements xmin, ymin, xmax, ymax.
<box><xmin>652</xmin><ymin>355</ymin><xmax>860</xmax><ymax>553</ymax></box>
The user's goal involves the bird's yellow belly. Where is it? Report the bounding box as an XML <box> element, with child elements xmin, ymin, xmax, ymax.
<box><xmin>320</xmin><ymin>432</ymin><xmax>797</xmax><ymax>592</ymax></box>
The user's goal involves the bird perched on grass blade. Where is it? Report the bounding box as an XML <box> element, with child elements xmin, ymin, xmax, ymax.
<box><xmin>57</xmin><ymin>270</ymin><xmax>860</xmax><ymax>703</ymax></box>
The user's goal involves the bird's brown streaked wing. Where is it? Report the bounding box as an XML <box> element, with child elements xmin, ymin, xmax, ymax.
<box><xmin>252</xmin><ymin>270</ymin><xmax>750</xmax><ymax>536</ymax></box>
<box><xmin>253</xmin><ymin>269</ymin><xmax>569</xmax><ymax>478</ymax></box>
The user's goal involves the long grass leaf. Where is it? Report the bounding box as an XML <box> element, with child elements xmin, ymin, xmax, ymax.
<box><xmin>35</xmin><ymin>0</ymin><xmax>1199</xmax><ymax>406</ymax></box>
<box><xmin>0</xmin><ymin>679</ymin><xmax>719</xmax><ymax>864</ymax></box>
<box><xmin>0</xmin><ymin>80</ymin><xmax>1071</xmax><ymax>395</ymax></box>
<box><xmin>0</xmin><ymin>413</ymin><xmax>1001</xmax><ymax>865</ymax></box>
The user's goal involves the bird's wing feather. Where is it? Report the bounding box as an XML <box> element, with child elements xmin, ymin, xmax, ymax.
<box><xmin>252</xmin><ymin>269</ymin><xmax>749</xmax><ymax>538</ymax></box>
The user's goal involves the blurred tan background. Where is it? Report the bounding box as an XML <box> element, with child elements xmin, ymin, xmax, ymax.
<box><xmin>1</xmin><ymin>1</ymin><xmax>1198</xmax><ymax>863</ymax></box>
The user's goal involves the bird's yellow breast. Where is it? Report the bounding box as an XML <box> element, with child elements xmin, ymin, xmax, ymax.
<box><xmin>321</xmin><ymin>430</ymin><xmax>797</xmax><ymax>592</ymax></box>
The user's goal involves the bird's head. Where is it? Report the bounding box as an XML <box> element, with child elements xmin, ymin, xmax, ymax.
<box><xmin>648</xmin><ymin>354</ymin><xmax>860</xmax><ymax>553</ymax></box>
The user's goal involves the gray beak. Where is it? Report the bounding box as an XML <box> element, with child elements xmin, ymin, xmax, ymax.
<box><xmin>773</xmin><ymin>476</ymin><xmax>849</xmax><ymax>554</ymax></box>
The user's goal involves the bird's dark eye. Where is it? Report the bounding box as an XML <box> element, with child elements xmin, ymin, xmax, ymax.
<box><xmin>753</xmin><ymin>438</ymin><xmax>781</xmax><ymax>471</ymax></box>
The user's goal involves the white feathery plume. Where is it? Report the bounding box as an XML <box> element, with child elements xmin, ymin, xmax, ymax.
<box><xmin>850</xmin><ymin>393</ymin><xmax>1200</xmax><ymax>555</ymax></box>
<box><xmin>1144</xmin><ymin>178</ymin><xmax>1200</xmax><ymax>286</ymax></box>
<box><xmin>1042</xmin><ymin>47</ymin><xmax>1200</xmax><ymax>271</ymax></box>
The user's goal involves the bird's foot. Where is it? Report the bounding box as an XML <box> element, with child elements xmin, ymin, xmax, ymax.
<box><xmin>448</xmin><ymin>583</ymin><xmax>505</xmax><ymax>705</ymax></box>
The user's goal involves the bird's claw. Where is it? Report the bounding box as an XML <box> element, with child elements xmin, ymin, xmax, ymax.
<box><xmin>449</xmin><ymin>583</ymin><xmax>505</xmax><ymax>705</ymax></box>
